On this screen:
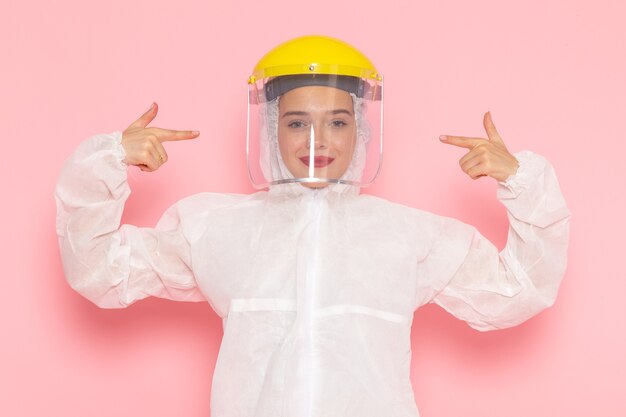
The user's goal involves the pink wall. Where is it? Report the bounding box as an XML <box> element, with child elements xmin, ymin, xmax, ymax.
<box><xmin>2</xmin><ymin>0</ymin><xmax>624</xmax><ymax>415</ymax></box>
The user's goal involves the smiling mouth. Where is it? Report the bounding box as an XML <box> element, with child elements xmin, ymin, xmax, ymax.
<box><xmin>299</xmin><ymin>156</ymin><xmax>335</xmax><ymax>168</ymax></box>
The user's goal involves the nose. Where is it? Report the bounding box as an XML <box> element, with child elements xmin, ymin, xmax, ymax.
<box><xmin>305</xmin><ymin>125</ymin><xmax>329</xmax><ymax>150</ymax></box>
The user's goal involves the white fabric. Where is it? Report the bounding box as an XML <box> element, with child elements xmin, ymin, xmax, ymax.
<box><xmin>55</xmin><ymin>129</ymin><xmax>570</xmax><ymax>417</ymax></box>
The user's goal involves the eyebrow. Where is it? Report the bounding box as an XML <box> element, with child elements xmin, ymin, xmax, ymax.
<box><xmin>281</xmin><ymin>109</ymin><xmax>353</xmax><ymax>118</ymax></box>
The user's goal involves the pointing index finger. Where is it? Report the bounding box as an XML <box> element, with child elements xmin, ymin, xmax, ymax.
<box><xmin>439</xmin><ymin>135</ymin><xmax>486</xmax><ymax>149</ymax></box>
<box><xmin>151</xmin><ymin>128</ymin><xmax>201</xmax><ymax>142</ymax></box>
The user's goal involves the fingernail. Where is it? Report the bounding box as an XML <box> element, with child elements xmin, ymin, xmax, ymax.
<box><xmin>192</xmin><ymin>131</ymin><xmax>200</xmax><ymax>135</ymax></box>
<box><xmin>149</xmin><ymin>102</ymin><xmax>155</xmax><ymax>110</ymax></box>
<box><xmin>439</xmin><ymin>135</ymin><xmax>447</xmax><ymax>141</ymax></box>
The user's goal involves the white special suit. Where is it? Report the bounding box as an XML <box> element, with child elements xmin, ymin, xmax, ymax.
<box><xmin>55</xmin><ymin>121</ymin><xmax>570</xmax><ymax>416</ymax></box>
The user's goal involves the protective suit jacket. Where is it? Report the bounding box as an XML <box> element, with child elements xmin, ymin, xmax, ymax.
<box><xmin>55</xmin><ymin>131</ymin><xmax>570</xmax><ymax>417</ymax></box>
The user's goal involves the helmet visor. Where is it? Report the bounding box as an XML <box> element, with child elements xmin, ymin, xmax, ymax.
<box><xmin>247</xmin><ymin>74</ymin><xmax>383</xmax><ymax>188</ymax></box>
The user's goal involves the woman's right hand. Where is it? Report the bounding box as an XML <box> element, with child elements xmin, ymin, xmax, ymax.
<box><xmin>121</xmin><ymin>102</ymin><xmax>200</xmax><ymax>172</ymax></box>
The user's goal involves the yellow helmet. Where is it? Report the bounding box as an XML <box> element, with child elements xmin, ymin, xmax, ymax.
<box><xmin>248</xmin><ymin>35</ymin><xmax>383</xmax><ymax>102</ymax></box>
<box><xmin>246</xmin><ymin>35</ymin><xmax>384</xmax><ymax>189</ymax></box>
<box><xmin>249</xmin><ymin>35</ymin><xmax>381</xmax><ymax>82</ymax></box>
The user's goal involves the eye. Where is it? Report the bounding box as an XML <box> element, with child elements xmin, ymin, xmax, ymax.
<box><xmin>287</xmin><ymin>120</ymin><xmax>307</xmax><ymax>129</ymax></box>
<box><xmin>330</xmin><ymin>120</ymin><xmax>348</xmax><ymax>128</ymax></box>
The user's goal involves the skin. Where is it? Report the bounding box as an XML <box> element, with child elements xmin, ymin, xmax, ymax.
<box><xmin>277</xmin><ymin>86</ymin><xmax>357</xmax><ymax>188</ymax></box>
<box><xmin>120</xmin><ymin>101</ymin><xmax>518</xmax><ymax>183</ymax></box>
<box><xmin>439</xmin><ymin>111</ymin><xmax>519</xmax><ymax>182</ymax></box>
<box><xmin>121</xmin><ymin>102</ymin><xmax>199</xmax><ymax>171</ymax></box>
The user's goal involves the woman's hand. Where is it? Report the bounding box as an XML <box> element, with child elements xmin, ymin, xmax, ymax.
<box><xmin>439</xmin><ymin>112</ymin><xmax>519</xmax><ymax>182</ymax></box>
<box><xmin>121</xmin><ymin>102</ymin><xmax>200</xmax><ymax>172</ymax></box>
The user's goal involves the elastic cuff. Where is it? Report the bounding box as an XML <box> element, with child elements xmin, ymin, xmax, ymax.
<box><xmin>497</xmin><ymin>151</ymin><xmax>545</xmax><ymax>198</ymax></box>
<box><xmin>112</xmin><ymin>131</ymin><xmax>129</xmax><ymax>168</ymax></box>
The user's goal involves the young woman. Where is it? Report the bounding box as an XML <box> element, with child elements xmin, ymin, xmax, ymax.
<box><xmin>55</xmin><ymin>35</ymin><xmax>570</xmax><ymax>417</ymax></box>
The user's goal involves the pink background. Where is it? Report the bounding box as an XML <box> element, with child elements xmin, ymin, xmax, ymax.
<box><xmin>2</xmin><ymin>0</ymin><xmax>624</xmax><ymax>415</ymax></box>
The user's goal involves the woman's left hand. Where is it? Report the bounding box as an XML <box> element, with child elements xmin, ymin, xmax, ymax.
<box><xmin>439</xmin><ymin>112</ymin><xmax>519</xmax><ymax>182</ymax></box>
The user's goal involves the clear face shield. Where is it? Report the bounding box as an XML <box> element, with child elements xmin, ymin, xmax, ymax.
<box><xmin>247</xmin><ymin>71</ymin><xmax>383</xmax><ymax>189</ymax></box>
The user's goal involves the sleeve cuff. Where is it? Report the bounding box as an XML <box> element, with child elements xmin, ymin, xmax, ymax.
<box><xmin>497</xmin><ymin>151</ymin><xmax>546</xmax><ymax>199</ymax></box>
<box><xmin>111</xmin><ymin>130</ymin><xmax>129</xmax><ymax>168</ymax></box>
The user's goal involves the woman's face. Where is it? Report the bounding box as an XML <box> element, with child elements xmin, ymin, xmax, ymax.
<box><xmin>277</xmin><ymin>86</ymin><xmax>356</xmax><ymax>188</ymax></box>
